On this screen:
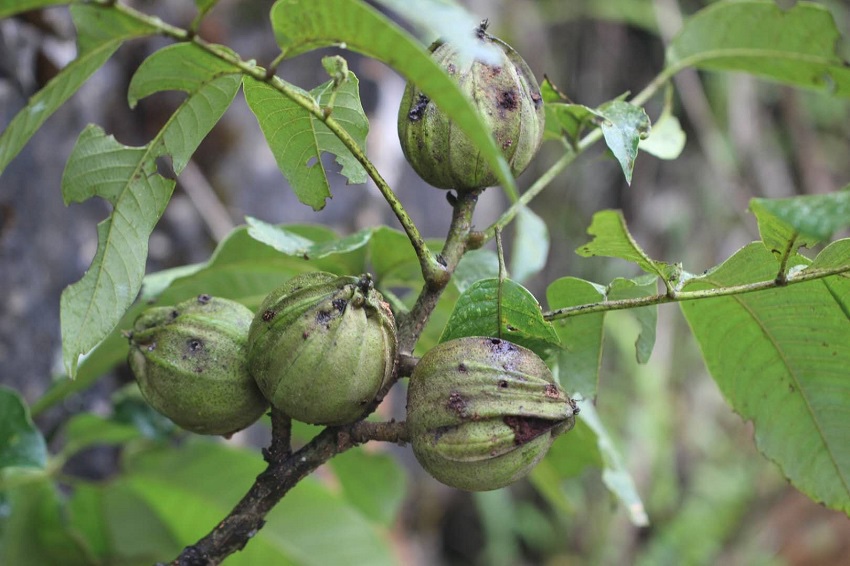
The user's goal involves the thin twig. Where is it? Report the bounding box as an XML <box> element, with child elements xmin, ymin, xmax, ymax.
<box><xmin>543</xmin><ymin>263</ymin><xmax>850</xmax><ymax>321</ymax></box>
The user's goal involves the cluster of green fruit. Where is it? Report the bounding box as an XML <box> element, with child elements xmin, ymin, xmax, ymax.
<box><xmin>127</xmin><ymin>24</ymin><xmax>576</xmax><ymax>491</ymax></box>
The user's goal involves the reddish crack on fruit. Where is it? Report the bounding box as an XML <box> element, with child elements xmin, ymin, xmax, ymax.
<box><xmin>503</xmin><ymin>416</ymin><xmax>556</xmax><ymax>445</ymax></box>
<box><xmin>447</xmin><ymin>391</ymin><xmax>467</xmax><ymax>416</ymax></box>
<box><xmin>261</xmin><ymin>310</ymin><xmax>275</xmax><ymax>322</ymax></box>
<box><xmin>408</xmin><ymin>93</ymin><xmax>429</xmax><ymax>121</ymax></box>
<box><xmin>544</xmin><ymin>384</ymin><xmax>560</xmax><ymax>399</ymax></box>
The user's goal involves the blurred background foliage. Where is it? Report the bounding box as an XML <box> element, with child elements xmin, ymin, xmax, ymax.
<box><xmin>1</xmin><ymin>0</ymin><xmax>849</xmax><ymax>564</ymax></box>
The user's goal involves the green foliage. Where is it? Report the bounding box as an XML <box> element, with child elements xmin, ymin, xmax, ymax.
<box><xmin>680</xmin><ymin>243</ymin><xmax>850</xmax><ymax>514</ymax></box>
<box><xmin>666</xmin><ymin>0</ymin><xmax>850</xmax><ymax>97</ymax></box>
<box><xmin>2</xmin><ymin>0</ymin><xmax>850</xmax><ymax>562</ymax></box>
<box><xmin>243</xmin><ymin>71</ymin><xmax>369</xmax><ymax>210</ymax></box>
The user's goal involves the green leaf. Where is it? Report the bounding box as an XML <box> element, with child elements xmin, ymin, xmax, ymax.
<box><xmin>810</xmin><ymin>238</ymin><xmax>850</xmax><ymax>272</ymax></box>
<box><xmin>576</xmin><ymin>209</ymin><xmax>674</xmax><ymax>280</ymax></box>
<box><xmin>666</xmin><ymin>0</ymin><xmax>850</xmax><ymax>97</ymax></box>
<box><xmin>243</xmin><ymin>71</ymin><xmax>368</xmax><ymax>211</ymax></box>
<box><xmin>329</xmin><ymin>447</ymin><xmax>407</xmax><ymax>526</ymax></box>
<box><xmin>546</xmin><ymin>277</ymin><xmax>606</xmax><ymax>399</ymax></box>
<box><xmin>440</xmin><ymin>278</ymin><xmax>561</xmax><ymax>359</ymax></box>
<box><xmin>0</xmin><ymin>0</ymin><xmax>68</xmax><ymax>18</ymax></box>
<box><xmin>123</xmin><ymin>441</ymin><xmax>394</xmax><ymax>565</ymax></box>
<box><xmin>579</xmin><ymin>400</ymin><xmax>649</xmax><ymax>526</ymax></box>
<box><xmin>596</xmin><ymin>101</ymin><xmax>651</xmax><ymax>185</ymax></box>
<box><xmin>0</xmin><ymin>388</ymin><xmax>47</xmax><ymax>473</ymax></box>
<box><xmin>127</xmin><ymin>43</ymin><xmax>243</xmax><ymax>173</ymax></box>
<box><xmin>60</xmin><ymin>45</ymin><xmax>242</xmax><ymax>377</ymax></box>
<box><xmin>510</xmin><ymin>206</ymin><xmax>549</xmax><ymax>284</ymax></box>
<box><xmin>0</xmin><ymin>480</ymin><xmax>93</xmax><ymax>566</ymax></box>
<box><xmin>680</xmin><ymin>243</ymin><xmax>850</xmax><ymax>514</ymax></box>
<box><xmin>60</xmin><ymin>413</ymin><xmax>143</xmax><ymax>459</ymax></box>
<box><xmin>638</xmin><ymin>111</ymin><xmax>686</xmax><ymax>160</ymax></box>
<box><xmin>607</xmin><ymin>276</ymin><xmax>658</xmax><ymax>364</ymax></box>
<box><xmin>59</xmin><ymin>126</ymin><xmax>175</xmax><ymax>379</ymax></box>
<box><xmin>453</xmin><ymin>248</ymin><xmax>500</xmax><ymax>294</ymax></box>
<box><xmin>750</xmin><ymin>189</ymin><xmax>850</xmax><ymax>257</ymax></box>
<box><xmin>246</xmin><ymin>217</ymin><xmax>374</xmax><ymax>260</ymax></box>
<box><xmin>540</xmin><ymin>76</ymin><xmax>600</xmax><ymax>143</ymax></box>
<box><xmin>368</xmin><ymin>226</ymin><xmax>425</xmax><ymax>288</ymax></box>
<box><xmin>269</xmin><ymin>0</ymin><xmax>518</xmax><ymax>197</ymax></box>
<box><xmin>67</xmin><ymin>481</ymin><xmax>182</xmax><ymax>565</ymax></box>
<box><xmin>0</xmin><ymin>5</ymin><xmax>157</xmax><ymax>175</ymax></box>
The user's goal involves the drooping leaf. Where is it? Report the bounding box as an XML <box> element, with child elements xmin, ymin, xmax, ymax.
<box><xmin>246</xmin><ymin>217</ymin><xmax>374</xmax><ymax>260</ymax></box>
<box><xmin>243</xmin><ymin>71</ymin><xmax>368</xmax><ymax>211</ymax></box>
<box><xmin>596</xmin><ymin>101</ymin><xmax>651</xmax><ymax>185</ymax></box>
<box><xmin>123</xmin><ymin>441</ymin><xmax>395</xmax><ymax>565</ymax></box>
<box><xmin>607</xmin><ymin>276</ymin><xmax>658</xmax><ymax>364</ymax></box>
<box><xmin>0</xmin><ymin>4</ymin><xmax>157</xmax><ymax>174</ymax></box>
<box><xmin>269</xmin><ymin>0</ymin><xmax>518</xmax><ymax>197</ymax></box>
<box><xmin>666</xmin><ymin>0</ymin><xmax>850</xmax><ymax>97</ymax></box>
<box><xmin>680</xmin><ymin>243</ymin><xmax>850</xmax><ymax>514</ymax></box>
<box><xmin>329</xmin><ymin>447</ymin><xmax>407</xmax><ymax>526</ymax></box>
<box><xmin>750</xmin><ymin>189</ymin><xmax>850</xmax><ymax>258</ymax></box>
<box><xmin>0</xmin><ymin>387</ymin><xmax>47</xmax><ymax>473</ymax></box>
<box><xmin>576</xmin><ymin>209</ymin><xmax>674</xmax><ymax>280</ymax></box>
<box><xmin>127</xmin><ymin>43</ymin><xmax>243</xmax><ymax>173</ymax></box>
<box><xmin>579</xmin><ymin>400</ymin><xmax>649</xmax><ymax>526</ymax></box>
<box><xmin>638</xmin><ymin>111</ymin><xmax>686</xmax><ymax>160</ymax></box>
<box><xmin>440</xmin><ymin>277</ymin><xmax>561</xmax><ymax>359</ymax></box>
<box><xmin>60</xmin><ymin>46</ymin><xmax>242</xmax><ymax>377</ymax></box>
<box><xmin>546</xmin><ymin>277</ymin><xmax>606</xmax><ymax>399</ymax></box>
<box><xmin>510</xmin><ymin>205</ymin><xmax>549</xmax><ymax>284</ymax></box>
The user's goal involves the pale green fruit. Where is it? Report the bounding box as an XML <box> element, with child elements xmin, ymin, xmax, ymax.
<box><xmin>247</xmin><ymin>272</ymin><xmax>397</xmax><ymax>426</ymax></box>
<box><xmin>407</xmin><ymin>336</ymin><xmax>577</xmax><ymax>491</ymax></box>
<box><xmin>398</xmin><ymin>22</ymin><xmax>545</xmax><ymax>192</ymax></box>
<box><xmin>128</xmin><ymin>294</ymin><xmax>268</xmax><ymax>436</ymax></box>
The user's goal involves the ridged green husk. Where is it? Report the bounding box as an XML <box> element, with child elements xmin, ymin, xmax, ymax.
<box><xmin>398</xmin><ymin>28</ymin><xmax>545</xmax><ymax>192</ymax></box>
<box><xmin>247</xmin><ymin>272</ymin><xmax>397</xmax><ymax>426</ymax></box>
<box><xmin>128</xmin><ymin>295</ymin><xmax>268</xmax><ymax>436</ymax></box>
<box><xmin>407</xmin><ymin>336</ymin><xmax>577</xmax><ymax>491</ymax></box>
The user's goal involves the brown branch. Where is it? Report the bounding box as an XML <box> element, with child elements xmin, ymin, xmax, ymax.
<box><xmin>170</xmin><ymin>420</ymin><xmax>409</xmax><ymax>565</ymax></box>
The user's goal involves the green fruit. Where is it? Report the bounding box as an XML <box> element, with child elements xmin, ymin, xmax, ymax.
<box><xmin>398</xmin><ymin>21</ymin><xmax>545</xmax><ymax>192</ymax></box>
<box><xmin>247</xmin><ymin>272</ymin><xmax>397</xmax><ymax>426</ymax></box>
<box><xmin>407</xmin><ymin>336</ymin><xmax>577</xmax><ymax>491</ymax></box>
<box><xmin>128</xmin><ymin>294</ymin><xmax>268</xmax><ymax>436</ymax></box>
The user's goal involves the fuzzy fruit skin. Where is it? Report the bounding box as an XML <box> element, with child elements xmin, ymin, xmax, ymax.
<box><xmin>247</xmin><ymin>272</ymin><xmax>397</xmax><ymax>426</ymax></box>
<box><xmin>407</xmin><ymin>336</ymin><xmax>577</xmax><ymax>491</ymax></box>
<box><xmin>397</xmin><ymin>26</ymin><xmax>545</xmax><ymax>192</ymax></box>
<box><xmin>128</xmin><ymin>294</ymin><xmax>268</xmax><ymax>436</ymax></box>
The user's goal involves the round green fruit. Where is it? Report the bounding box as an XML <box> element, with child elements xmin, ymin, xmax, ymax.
<box><xmin>247</xmin><ymin>272</ymin><xmax>397</xmax><ymax>426</ymax></box>
<box><xmin>407</xmin><ymin>336</ymin><xmax>577</xmax><ymax>491</ymax></box>
<box><xmin>398</xmin><ymin>21</ymin><xmax>545</xmax><ymax>192</ymax></box>
<box><xmin>128</xmin><ymin>294</ymin><xmax>268</xmax><ymax>436</ymax></box>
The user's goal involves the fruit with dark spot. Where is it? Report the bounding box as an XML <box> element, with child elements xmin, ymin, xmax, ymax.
<box><xmin>247</xmin><ymin>272</ymin><xmax>397</xmax><ymax>426</ymax></box>
<box><xmin>397</xmin><ymin>21</ymin><xmax>545</xmax><ymax>192</ymax></box>
<box><xmin>127</xmin><ymin>295</ymin><xmax>267</xmax><ymax>436</ymax></box>
<box><xmin>407</xmin><ymin>336</ymin><xmax>577</xmax><ymax>491</ymax></box>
